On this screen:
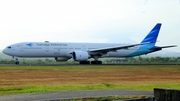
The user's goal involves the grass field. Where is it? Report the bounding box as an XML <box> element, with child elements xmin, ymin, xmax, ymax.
<box><xmin>0</xmin><ymin>65</ymin><xmax>180</xmax><ymax>95</ymax></box>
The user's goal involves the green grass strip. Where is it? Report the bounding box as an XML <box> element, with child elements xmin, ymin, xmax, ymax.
<box><xmin>0</xmin><ymin>83</ymin><xmax>180</xmax><ymax>95</ymax></box>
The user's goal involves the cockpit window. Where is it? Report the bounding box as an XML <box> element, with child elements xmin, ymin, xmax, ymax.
<box><xmin>7</xmin><ymin>46</ymin><xmax>11</xmax><ymax>49</ymax></box>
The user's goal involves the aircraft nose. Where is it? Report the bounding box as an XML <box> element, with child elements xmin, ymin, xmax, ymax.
<box><xmin>2</xmin><ymin>48</ymin><xmax>11</xmax><ymax>55</ymax></box>
<box><xmin>2</xmin><ymin>48</ymin><xmax>7</xmax><ymax>54</ymax></box>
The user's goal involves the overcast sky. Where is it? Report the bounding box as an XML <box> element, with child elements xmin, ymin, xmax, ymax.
<box><xmin>0</xmin><ymin>0</ymin><xmax>179</xmax><ymax>52</ymax></box>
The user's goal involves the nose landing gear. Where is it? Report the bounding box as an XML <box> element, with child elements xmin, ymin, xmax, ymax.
<box><xmin>13</xmin><ymin>56</ymin><xmax>19</xmax><ymax>65</ymax></box>
<box><xmin>15</xmin><ymin>61</ymin><xmax>19</xmax><ymax>65</ymax></box>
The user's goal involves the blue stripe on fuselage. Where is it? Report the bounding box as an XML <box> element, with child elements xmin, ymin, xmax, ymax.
<box><xmin>126</xmin><ymin>43</ymin><xmax>155</xmax><ymax>57</ymax></box>
<box><xmin>126</xmin><ymin>49</ymin><xmax>151</xmax><ymax>57</ymax></box>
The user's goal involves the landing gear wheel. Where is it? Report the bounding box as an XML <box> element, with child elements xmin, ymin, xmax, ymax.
<box><xmin>13</xmin><ymin>56</ymin><xmax>19</xmax><ymax>65</ymax></box>
<box><xmin>91</xmin><ymin>61</ymin><xmax>102</xmax><ymax>64</ymax></box>
<box><xmin>15</xmin><ymin>61</ymin><xmax>19</xmax><ymax>65</ymax></box>
<box><xmin>79</xmin><ymin>61</ymin><xmax>90</xmax><ymax>64</ymax></box>
<box><xmin>98</xmin><ymin>61</ymin><xmax>102</xmax><ymax>64</ymax></box>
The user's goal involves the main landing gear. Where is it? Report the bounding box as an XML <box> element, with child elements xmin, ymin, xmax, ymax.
<box><xmin>79</xmin><ymin>61</ymin><xmax>90</xmax><ymax>64</ymax></box>
<box><xmin>91</xmin><ymin>61</ymin><xmax>102</xmax><ymax>64</ymax></box>
<box><xmin>79</xmin><ymin>56</ymin><xmax>102</xmax><ymax>64</ymax></box>
<box><xmin>91</xmin><ymin>56</ymin><xmax>102</xmax><ymax>64</ymax></box>
<box><xmin>79</xmin><ymin>61</ymin><xmax>102</xmax><ymax>64</ymax></box>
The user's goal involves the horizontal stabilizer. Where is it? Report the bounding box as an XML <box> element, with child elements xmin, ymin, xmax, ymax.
<box><xmin>159</xmin><ymin>45</ymin><xmax>177</xmax><ymax>49</ymax></box>
<box><xmin>149</xmin><ymin>45</ymin><xmax>177</xmax><ymax>51</ymax></box>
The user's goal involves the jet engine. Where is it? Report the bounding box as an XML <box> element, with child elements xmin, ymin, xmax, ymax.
<box><xmin>72</xmin><ymin>50</ymin><xmax>89</xmax><ymax>61</ymax></box>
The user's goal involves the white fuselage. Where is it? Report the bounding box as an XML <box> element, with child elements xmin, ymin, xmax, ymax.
<box><xmin>3</xmin><ymin>42</ymin><xmax>140</xmax><ymax>58</ymax></box>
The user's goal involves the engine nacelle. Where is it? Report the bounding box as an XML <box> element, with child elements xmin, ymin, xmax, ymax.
<box><xmin>72</xmin><ymin>50</ymin><xmax>89</xmax><ymax>61</ymax></box>
<box><xmin>55</xmin><ymin>57</ymin><xmax>69</xmax><ymax>62</ymax></box>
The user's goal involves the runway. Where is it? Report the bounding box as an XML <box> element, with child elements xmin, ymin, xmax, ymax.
<box><xmin>0</xmin><ymin>63</ymin><xmax>178</xmax><ymax>66</ymax></box>
<box><xmin>0</xmin><ymin>90</ymin><xmax>153</xmax><ymax>101</ymax></box>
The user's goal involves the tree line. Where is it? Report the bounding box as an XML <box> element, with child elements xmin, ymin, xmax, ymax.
<box><xmin>107</xmin><ymin>57</ymin><xmax>180</xmax><ymax>64</ymax></box>
<box><xmin>0</xmin><ymin>57</ymin><xmax>180</xmax><ymax>64</ymax></box>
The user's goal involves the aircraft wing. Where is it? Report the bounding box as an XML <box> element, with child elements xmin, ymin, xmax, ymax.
<box><xmin>88</xmin><ymin>42</ymin><xmax>153</xmax><ymax>55</ymax></box>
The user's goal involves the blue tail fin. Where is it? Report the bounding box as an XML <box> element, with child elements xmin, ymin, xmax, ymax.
<box><xmin>141</xmin><ymin>23</ymin><xmax>162</xmax><ymax>45</ymax></box>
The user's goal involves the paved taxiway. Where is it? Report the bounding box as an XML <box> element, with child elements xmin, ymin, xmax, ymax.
<box><xmin>0</xmin><ymin>90</ymin><xmax>153</xmax><ymax>101</ymax></box>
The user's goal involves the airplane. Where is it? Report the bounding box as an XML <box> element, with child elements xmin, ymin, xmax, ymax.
<box><xmin>2</xmin><ymin>23</ymin><xmax>177</xmax><ymax>65</ymax></box>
